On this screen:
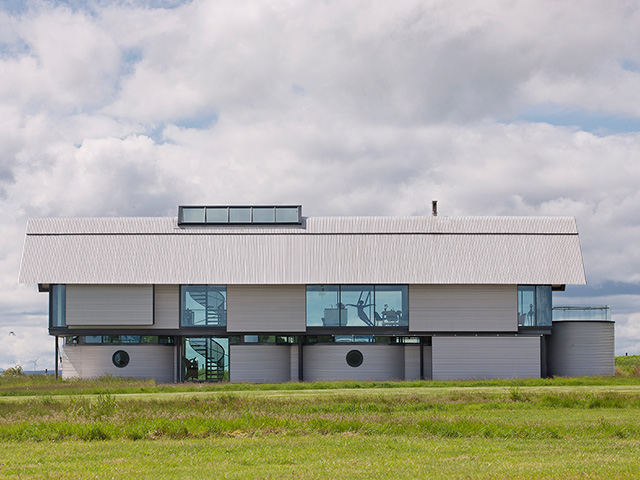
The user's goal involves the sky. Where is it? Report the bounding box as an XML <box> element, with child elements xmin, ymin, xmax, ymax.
<box><xmin>1</xmin><ymin>0</ymin><xmax>640</xmax><ymax>370</ymax></box>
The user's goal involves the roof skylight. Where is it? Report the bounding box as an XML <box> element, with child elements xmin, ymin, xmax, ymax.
<box><xmin>178</xmin><ymin>205</ymin><xmax>302</xmax><ymax>226</ymax></box>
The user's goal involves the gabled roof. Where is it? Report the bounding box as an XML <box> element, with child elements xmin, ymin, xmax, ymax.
<box><xmin>19</xmin><ymin>215</ymin><xmax>586</xmax><ymax>285</ymax></box>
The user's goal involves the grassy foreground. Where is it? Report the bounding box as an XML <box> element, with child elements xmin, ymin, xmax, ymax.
<box><xmin>1</xmin><ymin>358</ymin><xmax>640</xmax><ymax>479</ymax></box>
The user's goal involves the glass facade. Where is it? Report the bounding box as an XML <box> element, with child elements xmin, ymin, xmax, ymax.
<box><xmin>304</xmin><ymin>335</ymin><xmax>420</xmax><ymax>344</ymax></box>
<box><xmin>71</xmin><ymin>335</ymin><xmax>174</xmax><ymax>345</ymax></box>
<box><xmin>50</xmin><ymin>285</ymin><xmax>66</xmax><ymax>328</ymax></box>
<box><xmin>306</xmin><ymin>285</ymin><xmax>408</xmax><ymax>327</ymax></box>
<box><xmin>518</xmin><ymin>285</ymin><xmax>552</xmax><ymax>327</ymax></box>
<box><xmin>182</xmin><ymin>337</ymin><xmax>229</xmax><ymax>382</ymax></box>
<box><xmin>181</xmin><ymin>286</ymin><xmax>227</xmax><ymax>327</ymax></box>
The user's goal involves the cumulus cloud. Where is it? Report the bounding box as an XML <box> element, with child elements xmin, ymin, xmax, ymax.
<box><xmin>1</xmin><ymin>0</ymin><xmax>640</xmax><ymax>368</ymax></box>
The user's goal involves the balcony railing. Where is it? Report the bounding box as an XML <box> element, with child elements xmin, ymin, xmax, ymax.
<box><xmin>552</xmin><ymin>306</ymin><xmax>611</xmax><ymax>322</ymax></box>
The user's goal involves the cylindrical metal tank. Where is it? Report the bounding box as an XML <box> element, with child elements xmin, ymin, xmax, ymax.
<box><xmin>547</xmin><ymin>321</ymin><xmax>615</xmax><ymax>377</ymax></box>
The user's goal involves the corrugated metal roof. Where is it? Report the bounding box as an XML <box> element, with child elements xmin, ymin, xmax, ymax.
<box><xmin>19</xmin><ymin>214</ymin><xmax>586</xmax><ymax>285</ymax></box>
<box><xmin>25</xmin><ymin>215</ymin><xmax>579</xmax><ymax>235</ymax></box>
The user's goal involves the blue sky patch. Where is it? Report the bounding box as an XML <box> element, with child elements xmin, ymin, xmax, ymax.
<box><xmin>174</xmin><ymin>111</ymin><xmax>219</xmax><ymax>130</ymax></box>
<box><xmin>556</xmin><ymin>281</ymin><xmax>640</xmax><ymax>301</ymax></box>
<box><xmin>515</xmin><ymin>104</ymin><xmax>640</xmax><ymax>135</ymax></box>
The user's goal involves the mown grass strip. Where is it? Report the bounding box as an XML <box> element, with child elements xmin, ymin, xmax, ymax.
<box><xmin>2</xmin><ymin>435</ymin><xmax>640</xmax><ymax>479</ymax></box>
<box><xmin>3</xmin><ymin>369</ymin><xmax>640</xmax><ymax>398</ymax></box>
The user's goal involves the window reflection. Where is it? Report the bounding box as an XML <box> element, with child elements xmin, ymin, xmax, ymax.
<box><xmin>50</xmin><ymin>285</ymin><xmax>66</xmax><ymax>328</ymax></box>
<box><xmin>341</xmin><ymin>285</ymin><xmax>374</xmax><ymax>326</ymax></box>
<box><xmin>306</xmin><ymin>285</ymin><xmax>408</xmax><ymax>327</ymax></box>
<box><xmin>181</xmin><ymin>286</ymin><xmax>227</xmax><ymax>326</ymax></box>
<box><xmin>518</xmin><ymin>285</ymin><xmax>552</xmax><ymax>327</ymax></box>
<box><xmin>306</xmin><ymin>285</ymin><xmax>339</xmax><ymax>327</ymax></box>
<box><xmin>182</xmin><ymin>337</ymin><xmax>228</xmax><ymax>382</ymax></box>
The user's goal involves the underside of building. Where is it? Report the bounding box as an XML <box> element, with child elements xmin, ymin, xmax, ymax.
<box><xmin>19</xmin><ymin>205</ymin><xmax>614</xmax><ymax>382</ymax></box>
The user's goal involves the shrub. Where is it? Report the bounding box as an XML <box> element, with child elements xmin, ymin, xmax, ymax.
<box><xmin>1</xmin><ymin>365</ymin><xmax>24</xmax><ymax>376</ymax></box>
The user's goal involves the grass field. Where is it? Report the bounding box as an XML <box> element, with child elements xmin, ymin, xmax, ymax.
<box><xmin>1</xmin><ymin>357</ymin><xmax>640</xmax><ymax>479</ymax></box>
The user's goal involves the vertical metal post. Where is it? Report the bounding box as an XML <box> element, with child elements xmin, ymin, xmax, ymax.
<box><xmin>298</xmin><ymin>337</ymin><xmax>304</xmax><ymax>382</ymax></box>
<box><xmin>54</xmin><ymin>336</ymin><xmax>59</xmax><ymax>380</ymax></box>
<box><xmin>176</xmin><ymin>338</ymin><xmax>182</xmax><ymax>383</ymax></box>
<box><xmin>419</xmin><ymin>336</ymin><xmax>424</xmax><ymax>380</ymax></box>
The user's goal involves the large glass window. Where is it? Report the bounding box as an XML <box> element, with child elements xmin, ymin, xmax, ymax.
<box><xmin>306</xmin><ymin>285</ymin><xmax>340</xmax><ymax>326</ymax></box>
<box><xmin>66</xmin><ymin>336</ymin><xmax>174</xmax><ymax>345</ymax></box>
<box><xmin>375</xmin><ymin>285</ymin><xmax>408</xmax><ymax>326</ymax></box>
<box><xmin>518</xmin><ymin>285</ymin><xmax>552</xmax><ymax>327</ymax></box>
<box><xmin>50</xmin><ymin>285</ymin><xmax>66</xmax><ymax>328</ymax></box>
<box><xmin>182</xmin><ymin>337</ymin><xmax>229</xmax><ymax>382</ymax></box>
<box><xmin>306</xmin><ymin>285</ymin><xmax>408</xmax><ymax>327</ymax></box>
<box><xmin>181</xmin><ymin>286</ymin><xmax>227</xmax><ymax>327</ymax></box>
<box><xmin>536</xmin><ymin>286</ymin><xmax>552</xmax><ymax>326</ymax></box>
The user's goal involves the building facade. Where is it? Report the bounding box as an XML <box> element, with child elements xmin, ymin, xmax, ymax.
<box><xmin>19</xmin><ymin>205</ymin><xmax>595</xmax><ymax>382</ymax></box>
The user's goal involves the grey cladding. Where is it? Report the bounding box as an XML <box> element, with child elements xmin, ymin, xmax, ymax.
<box><xmin>229</xmin><ymin>345</ymin><xmax>292</xmax><ymax>383</ymax></box>
<box><xmin>432</xmin><ymin>336</ymin><xmax>540</xmax><ymax>380</ymax></box>
<box><xmin>66</xmin><ymin>285</ymin><xmax>153</xmax><ymax>326</ymax></box>
<box><xmin>547</xmin><ymin>322</ymin><xmax>615</xmax><ymax>376</ymax></box>
<box><xmin>227</xmin><ymin>285</ymin><xmax>306</xmax><ymax>332</ymax></box>
<box><xmin>20</xmin><ymin>216</ymin><xmax>586</xmax><ymax>285</ymax></box>
<box><xmin>302</xmin><ymin>344</ymin><xmax>405</xmax><ymax>381</ymax></box>
<box><xmin>409</xmin><ymin>285</ymin><xmax>517</xmax><ymax>332</ymax></box>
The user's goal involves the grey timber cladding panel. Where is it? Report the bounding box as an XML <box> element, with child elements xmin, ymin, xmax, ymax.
<box><xmin>432</xmin><ymin>336</ymin><xmax>540</xmax><ymax>380</ymax></box>
<box><xmin>547</xmin><ymin>322</ymin><xmax>615</xmax><ymax>377</ymax></box>
<box><xmin>423</xmin><ymin>345</ymin><xmax>433</xmax><ymax>380</ymax></box>
<box><xmin>409</xmin><ymin>285</ymin><xmax>517</xmax><ymax>332</ymax></box>
<box><xmin>61</xmin><ymin>344</ymin><xmax>174</xmax><ymax>382</ymax></box>
<box><xmin>154</xmin><ymin>285</ymin><xmax>179</xmax><ymax>329</ymax></box>
<box><xmin>404</xmin><ymin>345</ymin><xmax>421</xmax><ymax>380</ymax></box>
<box><xmin>229</xmin><ymin>345</ymin><xmax>291</xmax><ymax>383</ymax></box>
<box><xmin>66</xmin><ymin>285</ymin><xmax>153</xmax><ymax>326</ymax></box>
<box><xmin>227</xmin><ymin>285</ymin><xmax>306</xmax><ymax>332</ymax></box>
<box><xmin>290</xmin><ymin>346</ymin><xmax>300</xmax><ymax>382</ymax></box>
<box><xmin>302</xmin><ymin>344</ymin><xmax>405</xmax><ymax>381</ymax></box>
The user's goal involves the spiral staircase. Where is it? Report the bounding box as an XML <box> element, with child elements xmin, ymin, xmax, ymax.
<box><xmin>185</xmin><ymin>338</ymin><xmax>226</xmax><ymax>382</ymax></box>
<box><xmin>185</xmin><ymin>287</ymin><xmax>226</xmax><ymax>326</ymax></box>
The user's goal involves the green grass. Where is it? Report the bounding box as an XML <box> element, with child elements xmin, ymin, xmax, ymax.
<box><xmin>615</xmin><ymin>354</ymin><xmax>640</xmax><ymax>376</ymax></box>
<box><xmin>2</xmin><ymin>436</ymin><xmax>640</xmax><ymax>479</ymax></box>
<box><xmin>2</xmin><ymin>359</ymin><xmax>640</xmax><ymax>478</ymax></box>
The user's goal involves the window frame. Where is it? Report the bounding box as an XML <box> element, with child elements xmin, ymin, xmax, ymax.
<box><xmin>518</xmin><ymin>285</ymin><xmax>552</xmax><ymax>328</ymax></box>
<box><xmin>49</xmin><ymin>284</ymin><xmax>66</xmax><ymax>328</ymax></box>
<box><xmin>180</xmin><ymin>285</ymin><xmax>227</xmax><ymax>327</ymax></box>
<box><xmin>305</xmin><ymin>284</ymin><xmax>409</xmax><ymax>328</ymax></box>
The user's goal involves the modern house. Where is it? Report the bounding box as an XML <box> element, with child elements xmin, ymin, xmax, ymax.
<box><xmin>18</xmin><ymin>204</ymin><xmax>613</xmax><ymax>383</ymax></box>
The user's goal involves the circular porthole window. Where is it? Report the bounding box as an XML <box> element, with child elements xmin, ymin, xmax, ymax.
<box><xmin>112</xmin><ymin>350</ymin><xmax>130</xmax><ymax>368</ymax></box>
<box><xmin>346</xmin><ymin>349</ymin><xmax>363</xmax><ymax>368</ymax></box>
